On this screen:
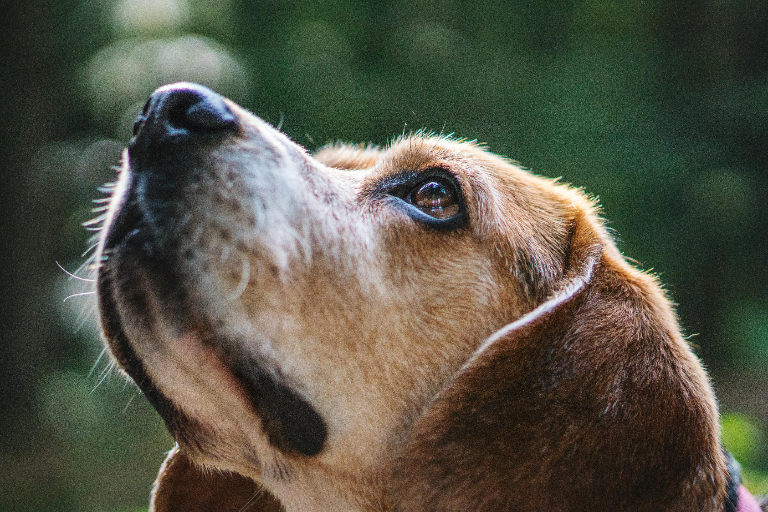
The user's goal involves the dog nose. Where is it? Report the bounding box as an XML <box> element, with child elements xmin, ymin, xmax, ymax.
<box><xmin>132</xmin><ymin>82</ymin><xmax>238</xmax><ymax>142</ymax></box>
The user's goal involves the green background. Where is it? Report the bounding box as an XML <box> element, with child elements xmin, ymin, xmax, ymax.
<box><xmin>1</xmin><ymin>0</ymin><xmax>766</xmax><ymax>510</ymax></box>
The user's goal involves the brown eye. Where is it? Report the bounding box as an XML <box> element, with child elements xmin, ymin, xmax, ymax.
<box><xmin>382</xmin><ymin>170</ymin><xmax>466</xmax><ymax>229</ymax></box>
<box><xmin>407</xmin><ymin>178</ymin><xmax>460</xmax><ymax>219</ymax></box>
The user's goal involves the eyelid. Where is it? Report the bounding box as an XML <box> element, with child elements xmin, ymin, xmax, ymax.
<box><xmin>374</xmin><ymin>168</ymin><xmax>468</xmax><ymax>230</ymax></box>
<box><xmin>373</xmin><ymin>171</ymin><xmax>423</xmax><ymax>198</ymax></box>
<box><xmin>378</xmin><ymin>168</ymin><xmax>461</xmax><ymax>198</ymax></box>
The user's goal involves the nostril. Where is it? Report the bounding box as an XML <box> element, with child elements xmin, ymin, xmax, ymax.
<box><xmin>166</xmin><ymin>95</ymin><xmax>200</xmax><ymax>130</ymax></box>
<box><xmin>184</xmin><ymin>95</ymin><xmax>237</xmax><ymax>130</ymax></box>
<box><xmin>141</xmin><ymin>95</ymin><xmax>153</xmax><ymax>117</ymax></box>
<box><xmin>133</xmin><ymin>83</ymin><xmax>238</xmax><ymax>142</ymax></box>
<box><xmin>133</xmin><ymin>97</ymin><xmax>153</xmax><ymax>137</ymax></box>
<box><xmin>163</xmin><ymin>86</ymin><xmax>237</xmax><ymax>132</ymax></box>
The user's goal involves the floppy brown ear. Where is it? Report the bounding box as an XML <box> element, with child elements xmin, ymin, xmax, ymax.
<box><xmin>393</xmin><ymin>210</ymin><xmax>727</xmax><ymax>512</ymax></box>
<box><xmin>150</xmin><ymin>445</ymin><xmax>283</xmax><ymax>512</ymax></box>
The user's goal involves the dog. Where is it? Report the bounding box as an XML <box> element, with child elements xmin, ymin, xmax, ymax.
<box><xmin>95</xmin><ymin>82</ymin><xmax>764</xmax><ymax>511</ymax></box>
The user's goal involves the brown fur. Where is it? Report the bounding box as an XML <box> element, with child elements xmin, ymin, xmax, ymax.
<box><xmin>151</xmin><ymin>445</ymin><xmax>281</xmax><ymax>512</ymax></box>
<box><xmin>96</xmin><ymin>84</ymin><xmax>727</xmax><ymax>511</ymax></box>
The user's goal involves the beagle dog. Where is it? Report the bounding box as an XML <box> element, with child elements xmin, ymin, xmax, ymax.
<box><xmin>95</xmin><ymin>83</ymin><xmax>764</xmax><ymax>512</ymax></box>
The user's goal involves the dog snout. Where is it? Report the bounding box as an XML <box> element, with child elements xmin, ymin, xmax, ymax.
<box><xmin>132</xmin><ymin>82</ymin><xmax>238</xmax><ymax>145</ymax></box>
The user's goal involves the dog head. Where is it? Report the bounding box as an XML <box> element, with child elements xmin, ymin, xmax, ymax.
<box><xmin>96</xmin><ymin>83</ymin><xmax>727</xmax><ymax>511</ymax></box>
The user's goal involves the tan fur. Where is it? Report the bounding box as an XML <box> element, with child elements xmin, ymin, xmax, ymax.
<box><xmin>97</xmin><ymin>86</ymin><xmax>727</xmax><ymax>511</ymax></box>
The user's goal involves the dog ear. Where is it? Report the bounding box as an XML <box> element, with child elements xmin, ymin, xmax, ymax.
<box><xmin>392</xmin><ymin>207</ymin><xmax>727</xmax><ymax>511</ymax></box>
<box><xmin>150</xmin><ymin>445</ymin><xmax>282</xmax><ymax>512</ymax></box>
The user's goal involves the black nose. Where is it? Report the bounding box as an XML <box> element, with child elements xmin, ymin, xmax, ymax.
<box><xmin>132</xmin><ymin>82</ymin><xmax>238</xmax><ymax>142</ymax></box>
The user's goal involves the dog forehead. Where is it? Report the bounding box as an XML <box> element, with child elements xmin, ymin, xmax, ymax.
<box><xmin>315</xmin><ymin>135</ymin><xmax>489</xmax><ymax>175</ymax></box>
<box><xmin>381</xmin><ymin>135</ymin><xmax>487</xmax><ymax>173</ymax></box>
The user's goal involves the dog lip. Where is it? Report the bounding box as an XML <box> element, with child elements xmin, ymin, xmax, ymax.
<box><xmin>97</xmin><ymin>249</ymin><xmax>226</xmax><ymax>461</ymax></box>
<box><xmin>99</xmin><ymin>199</ymin><xmax>328</xmax><ymax>458</ymax></box>
<box><xmin>102</xmin><ymin>262</ymin><xmax>329</xmax><ymax>457</ymax></box>
<box><xmin>97</xmin><ymin>244</ymin><xmax>179</xmax><ymax>425</ymax></box>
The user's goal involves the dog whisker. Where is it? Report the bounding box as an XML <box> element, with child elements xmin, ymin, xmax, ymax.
<box><xmin>236</xmin><ymin>490</ymin><xmax>260</xmax><ymax>512</ymax></box>
<box><xmin>80</xmin><ymin>241</ymin><xmax>101</xmax><ymax>258</ymax></box>
<box><xmin>121</xmin><ymin>389</ymin><xmax>139</xmax><ymax>414</ymax></box>
<box><xmin>227</xmin><ymin>254</ymin><xmax>251</xmax><ymax>301</ymax></box>
<box><xmin>63</xmin><ymin>291</ymin><xmax>95</xmax><ymax>302</ymax></box>
<box><xmin>88</xmin><ymin>346</ymin><xmax>109</xmax><ymax>378</ymax></box>
<box><xmin>91</xmin><ymin>358</ymin><xmax>116</xmax><ymax>393</ymax></box>
<box><xmin>56</xmin><ymin>261</ymin><xmax>95</xmax><ymax>282</ymax></box>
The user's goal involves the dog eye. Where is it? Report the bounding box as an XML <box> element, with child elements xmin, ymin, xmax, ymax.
<box><xmin>406</xmin><ymin>178</ymin><xmax>460</xmax><ymax>219</ymax></box>
<box><xmin>379</xmin><ymin>171</ymin><xmax>466</xmax><ymax>229</ymax></box>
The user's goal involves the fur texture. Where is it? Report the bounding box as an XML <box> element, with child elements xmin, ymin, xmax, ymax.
<box><xmin>96</xmin><ymin>83</ymin><xmax>728</xmax><ymax>511</ymax></box>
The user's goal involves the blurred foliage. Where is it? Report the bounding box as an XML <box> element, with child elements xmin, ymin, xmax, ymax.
<box><xmin>722</xmin><ymin>413</ymin><xmax>768</xmax><ymax>495</ymax></box>
<box><xmin>1</xmin><ymin>0</ymin><xmax>766</xmax><ymax>509</ymax></box>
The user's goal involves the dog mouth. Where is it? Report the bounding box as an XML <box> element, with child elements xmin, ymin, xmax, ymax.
<box><xmin>98</xmin><ymin>175</ymin><xmax>327</xmax><ymax>458</ymax></box>
<box><xmin>97</xmin><ymin>190</ymin><xmax>207</xmax><ymax>448</ymax></box>
<box><xmin>96</xmin><ymin>84</ymin><xmax>327</xmax><ymax>459</ymax></box>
